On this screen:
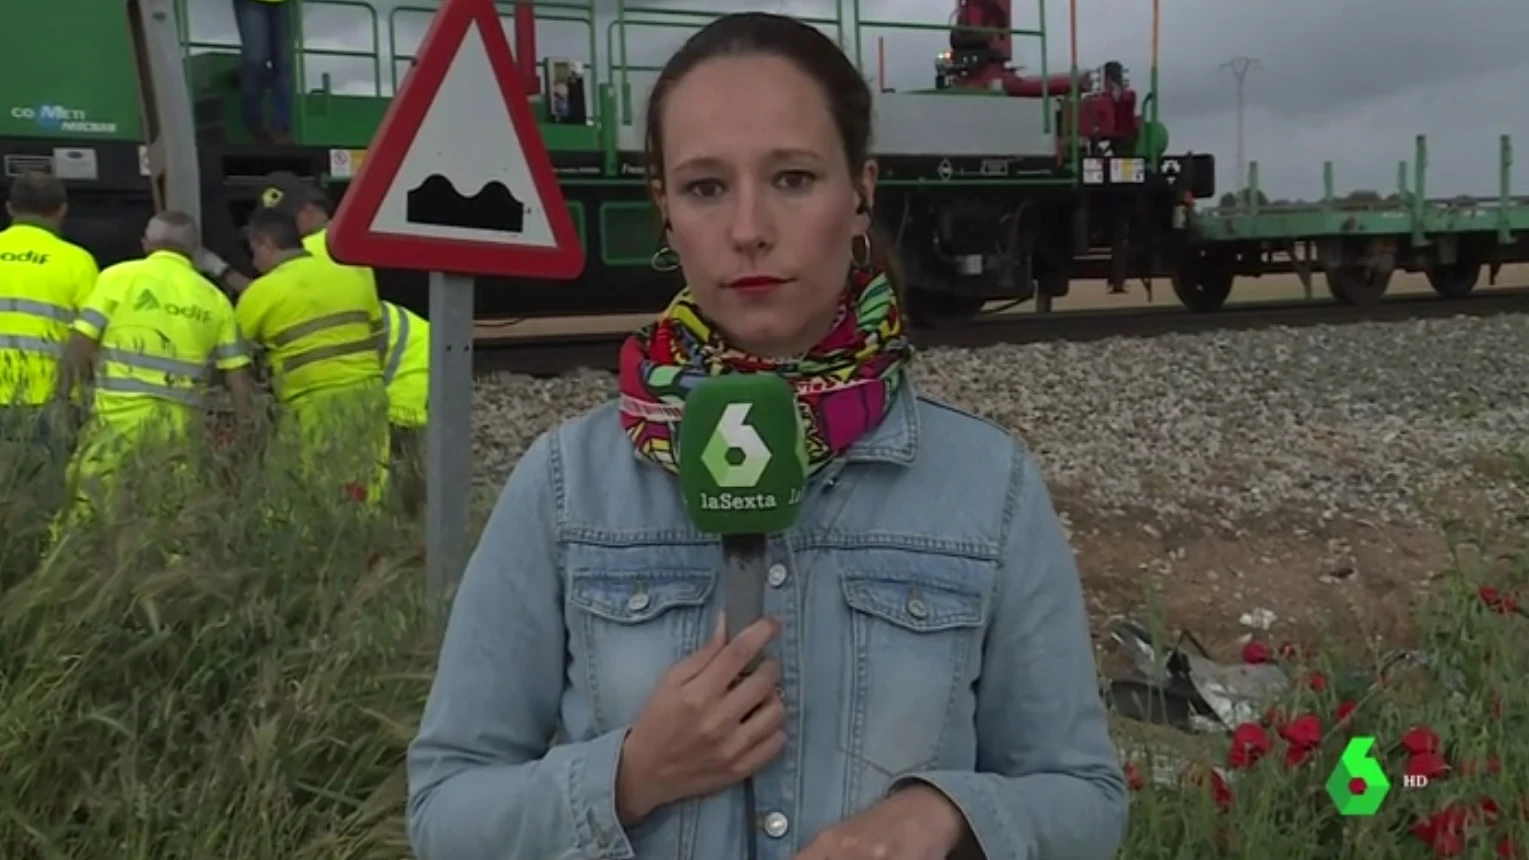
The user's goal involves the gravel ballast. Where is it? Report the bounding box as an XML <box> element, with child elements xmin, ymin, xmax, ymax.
<box><xmin>470</xmin><ymin>315</ymin><xmax>1529</xmax><ymax>527</ymax></box>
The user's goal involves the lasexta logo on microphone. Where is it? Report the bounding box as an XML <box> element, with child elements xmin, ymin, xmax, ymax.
<box><xmin>703</xmin><ymin>403</ymin><xmax>772</xmax><ymax>486</ymax></box>
<box><xmin>698</xmin><ymin>402</ymin><xmax>795</xmax><ymax>511</ymax></box>
<box><xmin>676</xmin><ymin>375</ymin><xmax>808</xmax><ymax>534</ymax></box>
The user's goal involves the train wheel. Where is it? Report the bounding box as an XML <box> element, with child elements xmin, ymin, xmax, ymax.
<box><xmin>1171</xmin><ymin>252</ymin><xmax>1235</xmax><ymax>313</ymax></box>
<box><xmin>1325</xmin><ymin>265</ymin><xmax>1392</xmax><ymax>307</ymax></box>
<box><xmin>1425</xmin><ymin>261</ymin><xmax>1480</xmax><ymax>298</ymax></box>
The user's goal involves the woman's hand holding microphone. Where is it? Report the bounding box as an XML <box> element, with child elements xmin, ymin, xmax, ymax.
<box><xmin>615</xmin><ymin>614</ymin><xmax>786</xmax><ymax>824</ymax></box>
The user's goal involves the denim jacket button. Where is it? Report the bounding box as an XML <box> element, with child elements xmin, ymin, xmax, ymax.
<box><xmin>766</xmin><ymin>564</ymin><xmax>788</xmax><ymax>588</ymax></box>
<box><xmin>625</xmin><ymin>592</ymin><xmax>651</xmax><ymax>613</ymax></box>
<box><xmin>762</xmin><ymin>811</ymin><xmax>790</xmax><ymax>838</ymax></box>
<box><xmin>905</xmin><ymin>596</ymin><xmax>929</xmax><ymax>619</ymax></box>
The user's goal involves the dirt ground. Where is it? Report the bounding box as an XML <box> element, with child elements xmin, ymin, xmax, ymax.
<box><xmin>1056</xmin><ymin>472</ymin><xmax>1529</xmax><ymax>674</ymax></box>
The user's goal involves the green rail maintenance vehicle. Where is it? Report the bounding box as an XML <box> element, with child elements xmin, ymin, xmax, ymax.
<box><xmin>2</xmin><ymin>0</ymin><xmax>1232</xmax><ymax>324</ymax></box>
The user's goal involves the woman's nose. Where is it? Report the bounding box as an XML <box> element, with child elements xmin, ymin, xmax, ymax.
<box><xmin>727</xmin><ymin>184</ymin><xmax>772</xmax><ymax>251</ymax></box>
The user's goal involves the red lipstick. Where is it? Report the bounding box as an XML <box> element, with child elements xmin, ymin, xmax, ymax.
<box><xmin>728</xmin><ymin>275</ymin><xmax>788</xmax><ymax>295</ymax></box>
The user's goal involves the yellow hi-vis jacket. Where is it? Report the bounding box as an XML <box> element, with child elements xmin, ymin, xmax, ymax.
<box><xmin>62</xmin><ymin>250</ymin><xmax>250</xmax><ymax>522</ymax></box>
<box><xmin>0</xmin><ymin>221</ymin><xmax>99</xmax><ymax>405</ymax></box>
<box><xmin>303</xmin><ymin>226</ymin><xmax>380</xmax><ymax>305</ymax></box>
<box><xmin>379</xmin><ymin>300</ymin><xmax>428</xmax><ymax>428</ymax></box>
<box><xmin>236</xmin><ymin>247</ymin><xmax>390</xmax><ymax>502</ymax></box>
<box><xmin>72</xmin><ymin>250</ymin><xmax>250</xmax><ymax>421</ymax></box>
<box><xmin>234</xmin><ymin>249</ymin><xmax>385</xmax><ymax>404</ymax></box>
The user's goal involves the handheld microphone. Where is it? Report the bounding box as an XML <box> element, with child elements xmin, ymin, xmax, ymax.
<box><xmin>676</xmin><ymin>373</ymin><xmax>806</xmax><ymax>860</ymax></box>
<box><xmin>676</xmin><ymin>373</ymin><xmax>807</xmax><ymax>639</ymax></box>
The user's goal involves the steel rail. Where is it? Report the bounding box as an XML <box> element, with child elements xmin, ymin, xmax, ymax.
<box><xmin>473</xmin><ymin>287</ymin><xmax>1529</xmax><ymax>378</ymax></box>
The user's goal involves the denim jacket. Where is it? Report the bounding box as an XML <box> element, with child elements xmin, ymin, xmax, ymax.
<box><xmin>407</xmin><ymin>383</ymin><xmax>1128</xmax><ymax>859</ymax></box>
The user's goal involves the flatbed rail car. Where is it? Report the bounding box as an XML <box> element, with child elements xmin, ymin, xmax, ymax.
<box><xmin>1171</xmin><ymin>134</ymin><xmax>1529</xmax><ymax>312</ymax></box>
<box><xmin>0</xmin><ymin>0</ymin><xmax>1216</xmax><ymax>325</ymax></box>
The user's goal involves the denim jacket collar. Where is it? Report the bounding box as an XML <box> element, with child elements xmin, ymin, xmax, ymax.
<box><xmin>841</xmin><ymin>378</ymin><xmax>919</xmax><ymax>466</ymax></box>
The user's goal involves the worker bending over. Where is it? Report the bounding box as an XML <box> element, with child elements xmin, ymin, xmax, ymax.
<box><xmin>236</xmin><ymin>207</ymin><xmax>390</xmax><ymax>502</ymax></box>
<box><xmin>195</xmin><ymin>172</ymin><xmax>428</xmax><ymax>508</ymax></box>
<box><xmin>378</xmin><ymin>298</ymin><xmax>429</xmax><ymax>512</ymax></box>
<box><xmin>55</xmin><ymin>211</ymin><xmax>253</xmax><ymax>527</ymax></box>
<box><xmin>0</xmin><ymin>171</ymin><xmax>99</xmax><ymax>449</ymax></box>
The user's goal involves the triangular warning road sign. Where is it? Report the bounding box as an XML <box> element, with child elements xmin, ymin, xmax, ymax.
<box><xmin>328</xmin><ymin>0</ymin><xmax>584</xmax><ymax>279</ymax></box>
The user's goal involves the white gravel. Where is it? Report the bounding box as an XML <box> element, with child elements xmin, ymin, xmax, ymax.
<box><xmin>470</xmin><ymin>314</ymin><xmax>1529</xmax><ymax>527</ymax></box>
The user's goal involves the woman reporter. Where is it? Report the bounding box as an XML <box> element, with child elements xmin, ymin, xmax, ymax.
<box><xmin>405</xmin><ymin>12</ymin><xmax>1126</xmax><ymax>860</ymax></box>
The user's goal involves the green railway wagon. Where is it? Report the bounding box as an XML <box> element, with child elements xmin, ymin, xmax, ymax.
<box><xmin>1</xmin><ymin>0</ymin><xmax>1215</xmax><ymax>324</ymax></box>
<box><xmin>1173</xmin><ymin>134</ymin><xmax>1529</xmax><ymax>312</ymax></box>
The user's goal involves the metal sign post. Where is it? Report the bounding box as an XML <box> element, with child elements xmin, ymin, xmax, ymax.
<box><xmin>425</xmin><ymin>272</ymin><xmax>475</xmax><ymax>593</ymax></box>
<box><xmin>327</xmin><ymin>0</ymin><xmax>584</xmax><ymax>593</ymax></box>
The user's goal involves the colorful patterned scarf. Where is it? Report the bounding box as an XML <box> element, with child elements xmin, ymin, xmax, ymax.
<box><xmin>618</xmin><ymin>269</ymin><xmax>912</xmax><ymax>475</ymax></box>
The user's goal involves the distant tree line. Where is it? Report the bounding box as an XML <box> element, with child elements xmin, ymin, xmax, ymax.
<box><xmin>1214</xmin><ymin>189</ymin><xmax>1419</xmax><ymax>208</ymax></box>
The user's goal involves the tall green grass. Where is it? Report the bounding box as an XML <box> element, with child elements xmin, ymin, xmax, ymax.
<box><xmin>0</xmin><ymin>411</ymin><xmax>435</xmax><ymax>860</ymax></box>
<box><xmin>1</xmin><ymin>412</ymin><xmax>1524</xmax><ymax>858</ymax></box>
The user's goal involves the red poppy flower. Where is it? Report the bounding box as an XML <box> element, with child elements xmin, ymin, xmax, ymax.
<box><xmin>1413</xmin><ymin>803</ymin><xmax>1495</xmax><ymax>857</ymax></box>
<box><xmin>343</xmin><ymin>481</ymin><xmax>368</xmax><ymax>503</ymax></box>
<box><xmin>1208</xmin><ymin>769</ymin><xmax>1233</xmax><ymax>811</ymax></box>
<box><xmin>1407</xmin><ymin>752</ymin><xmax>1452</xmax><ymax>781</ymax></box>
<box><xmin>1336</xmin><ymin>700</ymin><xmax>1358</xmax><ymax>722</ymax></box>
<box><xmin>1301</xmin><ymin>671</ymin><xmax>1329</xmax><ymax>693</ymax></box>
<box><xmin>1284</xmin><ymin>743</ymin><xmax>1315</xmax><ymax>768</ymax></box>
<box><xmin>1402</xmin><ymin>725</ymin><xmax>1442</xmax><ymax>756</ymax></box>
<box><xmin>1179</xmin><ymin>764</ymin><xmax>1233</xmax><ymax>811</ymax></box>
<box><xmin>1228</xmin><ymin>722</ymin><xmax>1272</xmax><ymax>770</ymax></box>
<box><xmin>1479</xmin><ymin>585</ymin><xmax>1518</xmax><ymax>614</ymax></box>
<box><xmin>1278</xmin><ymin>641</ymin><xmax>1308</xmax><ymax>661</ymax></box>
<box><xmin>1241</xmin><ymin>640</ymin><xmax>1274</xmax><ymax>664</ymax></box>
<box><xmin>1498</xmin><ymin>836</ymin><xmax>1521</xmax><ymax>859</ymax></box>
<box><xmin>1123</xmin><ymin>761</ymin><xmax>1145</xmax><ymax>791</ymax></box>
<box><xmin>1262</xmin><ymin>706</ymin><xmax>1287</xmax><ymax>729</ymax></box>
<box><xmin>1279</xmin><ymin>714</ymin><xmax>1323</xmax><ymax>750</ymax></box>
<box><xmin>1412</xmin><ymin>810</ymin><xmax>1466</xmax><ymax>857</ymax></box>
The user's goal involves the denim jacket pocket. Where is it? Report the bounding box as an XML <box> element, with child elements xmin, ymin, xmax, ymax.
<box><xmin>835</xmin><ymin>550</ymin><xmax>992</xmax><ymax>779</ymax></box>
<box><xmin>565</xmin><ymin>544</ymin><xmax>718</xmax><ymax>732</ymax></box>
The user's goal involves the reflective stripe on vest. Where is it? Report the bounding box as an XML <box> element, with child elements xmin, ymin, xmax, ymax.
<box><xmin>95</xmin><ymin>346</ymin><xmax>213</xmax><ymax>406</ymax></box>
<box><xmin>0</xmin><ymin>298</ymin><xmax>73</xmax><ymax>385</ymax></box>
<box><xmin>0</xmin><ymin>334</ymin><xmax>65</xmax><ymax>356</ymax></box>
<box><xmin>1</xmin><ymin>296</ymin><xmax>74</xmax><ymax>324</ymax></box>
<box><xmin>378</xmin><ymin>303</ymin><xmax>409</xmax><ymax>385</ymax></box>
<box><xmin>269</xmin><ymin>309</ymin><xmax>377</xmax><ymax>373</ymax></box>
<box><xmin>0</xmin><ymin>298</ymin><xmax>74</xmax><ymax>359</ymax></box>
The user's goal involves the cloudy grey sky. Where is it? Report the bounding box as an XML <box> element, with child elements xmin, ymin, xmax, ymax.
<box><xmin>187</xmin><ymin>0</ymin><xmax>1527</xmax><ymax>199</ymax></box>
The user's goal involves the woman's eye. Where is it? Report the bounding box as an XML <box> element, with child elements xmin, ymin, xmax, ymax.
<box><xmin>682</xmin><ymin>179</ymin><xmax>724</xmax><ymax>199</ymax></box>
<box><xmin>776</xmin><ymin>170</ymin><xmax>816</xmax><ymax>190</ymax></box>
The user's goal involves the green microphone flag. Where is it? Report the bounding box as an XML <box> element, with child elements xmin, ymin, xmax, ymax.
<box><xmin>676</xmin><ymin>374</ymin><xmax>808</xmax><ymax>535</ymax></box>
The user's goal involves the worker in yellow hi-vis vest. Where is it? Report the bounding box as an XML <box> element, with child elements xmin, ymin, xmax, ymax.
<box><xmin>54</xmin><ymin>211</ymin><xmax>254</xmax><ymax>529</ymax></box>
<box><xmin>0</xmin><ymin>171</ymin><xmax>99</xmax><ymax>453</ymax></box>
<box><xmin>235</xmin><ymin>206</ymin><xmax>390</xmax><ymax>505</ymax></box>
<box><xmin>198</xmin><ymin>172</ymin><xmax>430</xmax><ymax>512</ymax></box>
<box><xmin>379</xmin><ymin>299</ymin><xmax>429</xmax><ymax>512</ymax></box>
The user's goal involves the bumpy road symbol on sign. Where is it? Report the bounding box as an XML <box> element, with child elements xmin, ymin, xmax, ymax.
<box><xmin>702</xmin><ymin>402</ymin><xmax>772</xmax><ymax>488</ymax></box>
<box><xmin>1326</xmin><ymin>737</ymin><xmax>1391</xmax><ymax>816</ymax></box>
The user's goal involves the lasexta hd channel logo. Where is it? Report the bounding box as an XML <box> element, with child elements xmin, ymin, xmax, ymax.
<box><xmin>1326</xmin><ymin>736</ymin><xmax>1392</xmax><ymax>816</ymax></box>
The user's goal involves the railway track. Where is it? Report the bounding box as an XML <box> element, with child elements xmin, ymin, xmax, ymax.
<box><xmin>473</xmin><ymin>286</ymin><xmax>1529</xmax><ymax>378</ymax></box>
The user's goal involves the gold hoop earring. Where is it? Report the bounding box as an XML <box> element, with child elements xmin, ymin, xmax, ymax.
<box><xmin>850</xmin><ymin>233</ymin><xmax>872</xmax><ymax>269</ymax></box>
<box><xmin>650</xmin><ymin>245</ymin><xmax>680</xmax><ymax>272</ymax></box>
